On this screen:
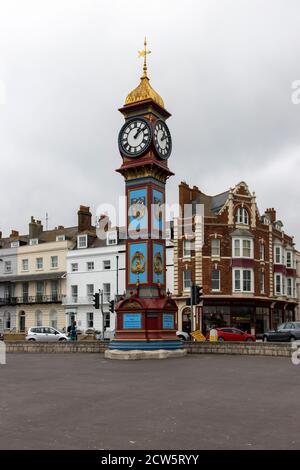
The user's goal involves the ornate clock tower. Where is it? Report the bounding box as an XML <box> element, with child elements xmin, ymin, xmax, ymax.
<box><xmin>108</xmin><ymin>39</ymin><xmax>183</xmax><ymax>354</ymax></box>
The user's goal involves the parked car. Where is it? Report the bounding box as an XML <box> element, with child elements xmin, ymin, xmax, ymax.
<box><xmin>26</xmin><ymin>326</ymin><xmax>68</xmax><ymax>342</ymax></box>
<box><xmin>176</xmin><ymin>330</ymin><xmax>190</xmax><ymax>341</ymax></box>
<box><xmin>262</xmin><ymin>322</ymin><xmax>300</xmax><ymax>343</ymax></box>
<box><xmin>206</xmin><ymin>327</ymin><xmax>256</xmax><ymax>342</ymax></box>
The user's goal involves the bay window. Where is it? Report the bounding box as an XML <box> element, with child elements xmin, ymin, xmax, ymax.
<box><xmin>232</xmin><ymin>238</ymin><xmax>253</xmax><ymax>258</ymax></box>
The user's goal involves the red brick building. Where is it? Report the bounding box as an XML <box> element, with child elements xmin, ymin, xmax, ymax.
<box><xmin>173</xmin><ymin>181</ymin><xmax>298</xmax><ymax>336</ymax></box>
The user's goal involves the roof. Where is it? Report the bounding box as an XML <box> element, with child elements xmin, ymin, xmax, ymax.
<box><xmin>211</xmin><ymin>191</ymin><xmax>230</xmax><ymax>214</ymax></box>
<box><xmin>0</xmin><ymin>271</ymin><xmax>66</xmax><ymax>283</ymax></box>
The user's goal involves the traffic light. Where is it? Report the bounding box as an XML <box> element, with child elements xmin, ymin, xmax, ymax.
<box><xmin>191</xmin><ymin>284</ymin><xmax>203</xmax><ymax>305</ymax></box>
<box><xmin>93</xmin><ymin>292</ymin><xmax>100</xmax><ymax>309</ymax></box>
<box><xmin>108</xmin><ymin>299</ymin><xmax>115</xmax><ymax>313</ymax></box>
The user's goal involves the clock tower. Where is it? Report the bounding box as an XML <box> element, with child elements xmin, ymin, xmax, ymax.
<box><xmin>108</xmin><ymin>39</ymin><xmax>184</xmax><ymax>354</ymax></box>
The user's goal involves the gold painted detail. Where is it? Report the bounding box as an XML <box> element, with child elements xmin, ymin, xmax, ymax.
<box><xmin>124</xmin><ymin>167</ymin><xmax>168</xmax><ymax>183</ymax></box>
<box><xmin>153</xmin><ymin>252</ymin><xmax>163</xmax><ymax>275</ymax></box>
<box><xmin>131</xmin><ymin>251</ymin><xmax>145</xmax><ymax>274</ymax></box>
<box><xmin>125</xmin><ymin>37</ymin><xmax>165</xmax><ymax>109</ymax></box>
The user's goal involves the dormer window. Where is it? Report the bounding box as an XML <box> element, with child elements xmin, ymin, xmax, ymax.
<box><xmin>56</xmin><ymin>235</ymin><xmax>65</xmax><ymax>241</ymax></box>
<box><xmin>10</xmin><ymin>241</ymin><xmax>20</xmax><ymax>248</ymax></box>
<box><xmin>29</xmin><ymin>238</ymin><xmax>38</xmax><ymax>246</ymax></box>
<box><xmin>235</xmin><ymin>207</ymin><xmax>249</xmax><ymax>225</ymax></box>
<box><xmin>78</xmin><ymin>235</ymin><xmax>87</xmax><ymax>249</ymax></box>
<box><xmin>107</xmin><ymin>231</ymin><xmax>117</xmax><ymax>246</ymax></box>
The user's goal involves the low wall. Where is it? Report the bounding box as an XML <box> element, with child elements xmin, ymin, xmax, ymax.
<box><xmin>6</xmin><ymin>341</ymin><xmax>107</xmax><ymax>353</ymax></box>
<box><xmin>4</xmin><ymin>341</ymin><xmax>295</xmax><ymax>357</ymax></box>
<box><xmin>185</xmin><ymin>341</ymin><xmax>294</xmax><ymax>357</ymax></box>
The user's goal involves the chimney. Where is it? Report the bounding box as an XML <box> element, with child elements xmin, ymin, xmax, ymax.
<box><xmin>57</xmin><ymin>225</ymin><xmax>64</xmax><ymax>230</ymax></box>
<box><xmin>10</xmin><ymin>230</ymin><xmax>19</xmax><ymax>238</ymax></box>
<box><xmin>78</xmin><ymin>205</ymin><xmax>92</xmax><ymax>232</ymax></box>
<box><xmin>265</xmin><ymin>208</ymin><xmax>276</xmax><ymax>223</ymax></box>
<box><xmin>29</xmin><ymin>216</ymin><xmax>43</xmax><ymax>239</ymax></box>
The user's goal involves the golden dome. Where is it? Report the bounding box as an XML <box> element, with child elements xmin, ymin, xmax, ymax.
<box><xmin>125</xmin><ymin>38</ymin><xmax>165</xmax><ymax>109</ymax></box>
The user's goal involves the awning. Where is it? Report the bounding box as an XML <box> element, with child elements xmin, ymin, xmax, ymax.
<box><xmin>0</xmin><ymin>272</ymin><xmax>66</xmax><ymax>283</ymax></box>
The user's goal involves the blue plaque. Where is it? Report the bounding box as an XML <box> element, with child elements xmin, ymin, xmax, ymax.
<box><xmin>124</xmin><ymin>313</ymin><xmax>142</xmax><ymax>329</ymax></box>
<box><xmin>163</xmin><ymin>313</ymin><xmax>174</xmax><ymax>329</ymax></box>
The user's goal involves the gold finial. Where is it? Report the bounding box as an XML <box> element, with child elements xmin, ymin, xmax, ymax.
<box><xmin>138</xmin><ymin>37</ymin><xmax>151</xmax><ymax>78</ymax></box>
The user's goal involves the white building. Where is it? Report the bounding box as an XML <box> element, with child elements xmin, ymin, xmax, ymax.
<box><xmin>0</xmin><ymin>242</ymin><xmax>18</xmax><ymax>332</ymax></box>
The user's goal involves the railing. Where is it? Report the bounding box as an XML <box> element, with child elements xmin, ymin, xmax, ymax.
<box><xmin>0</xmin><ymin>294</ymin><xmax>62</xmax><ymax>305</ymax></box>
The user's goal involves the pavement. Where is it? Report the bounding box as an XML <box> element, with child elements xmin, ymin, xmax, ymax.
<box><xmin>0</xmin><ymin>353</ymin><xmax>300</xmax><ymax>450</ymax></box>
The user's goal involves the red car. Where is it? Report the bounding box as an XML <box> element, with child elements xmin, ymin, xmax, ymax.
<box><xmin>206</xmin><ymin>327</ymin><xmax>256</xmax><ymax>342</ymax></box>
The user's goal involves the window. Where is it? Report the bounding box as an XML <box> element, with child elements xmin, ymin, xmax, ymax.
<box><xmin>274</xmin><ymin>246</ymin><xmax>281</xmax><ymax>264</ymax></box>
<box><xmin>235</xmin><ymin>207</ymin><xmax>249</xmax><ymax>225</ymax></box>
<box><xmin>71</xmin><ymin>285</ymin><xmax>78</xmax><ymax>303</ymax></box>
<box><xmin>103</xmin><ymin>283</ymin><xmax>111</xmax><ymax>302</ymax></box>
<box><xmin>212</xmin><ymin>270</ymin><xmax>220</xmax><ymax>291</ymax></box>
<box><xmin>234</xmin><ymin>239</ymin><xmax>240</xmax><ymax>257</ymax></box>
<box><xmin>87</xmin><ymin>312</ymin><xmax>94</xmax><ymax>328</ymax></box>
<box><xmin>243</xmin><ymin>240</ymin><xmax>251</xmax><ymax>258</ymax></box>
<box><xmin>78</xmin><ymin>235</ymin><xmax>87</xmax><ymax>249</ymax></box>
<box><xmin>56</xmin><ymin>235</ymin><xmax>65</xmax><ymax>241</ymax></box>
<box><xmin>50</xmin><ymin>310</ymin><xmax>58</xmax><ymax>329</ymax></box>
<box><xmin>286</xmin><ymin>251</ymin><xmax>292</xmax><ymax>268</ymax></box>
<box><xmin>103</xmin><ymin>260</ymin><xmax>111</xmax><ymax>270</ymax></box>
<box><xmin>22</xmin><ymin>259</ymin><xmax>29</xmax><ymax>271</ymax></box>
<box><xmin>4</xmin><ymin>312</ymin><xmax>11</xmax><ymax>330</ymax></box>
<box><xmin>36</xmin><ymin>281</ymin><xmax>44</xmax><ymax>302</ymax></box>
<box><xmin>35</xmin><ymin>310</ymin><xmax>43</xmax><ymax>327</ymax></box>
<box><xmin>51</xmin><ymin>256</ymin><xmax>58</xmax><ymax>268</ymax></box>
<box><xmin>71</xmin><ymin>263</ymin><xmax>78</xmax><ymax>272</ymax></box>
<box><xmin>233</xmin><ymin>238</ymin><xmax>253</xmax><ymax>258</ymax></box>
<box><xmin>87</xmin><ymin>261</ymin><xmax>94</xmax><ymax>271</ymax></box>
<box><xmin>259</xmin><ymin>271</ymin><xmax>265</xmax><ymax>294</ymax></box>
<box><xmin>183</xmin><ymin>270</ymin><xmax>192</xmax><ymax>290</ymax></box>
<box><xmin>183</xmin><ymin>240</ymin><xmax>192</xmax><ymax>257</ymax></box>
<box><xmin>211</xmin><ymin>239</ymin><xmax>220</xmax><ymax>257</ymax></box>
<box><xmin>233</xmin><ymin>269</ymin><xmax>253</xmax><ymax>292</ymax></box>
<box><xmin>104</xmin><ymin>313</ymin><xmax>110</xmax><ymax>328</ymax></box>
<box><xmin>107</xmin><ymin>231</ymin><xmax>117</xmax><ymax>245</ymax></box>
<box><xmin>87</xmin><ymin>284</ymin><xmax>94</xmax><ymax>301</ymax></box>
<box><xmin>29</xmin><ymin>238</ymin><xmax>38</xmax><ymax>246</ymax></box>
<box><xmin>11</xmin><ymin>241</ymin><xmax>19</xmax><ymax>248</ymax></box>
<box><xmin>287</xmin><ymin>278</ymin><xmax>294</xmax><ymax>297</ymax></box>
<box><xmin>51</xmin><ymin>281</ymin><xmax>58</xmax><ymax>301</ymax></box>
<box><xmin>4</xmin><ymin>261</ymin><xmax>12</xmax><ymax>273</ymax></box>
<box><xmin>259</xmin><ymin>242</ymin><xmax>265</xmax><ymax>261</ymax></box>
<box><xmin>36</xmin><ymin>257</ymin><xmax>43</xmax><ymax>270</ymax></box>
<box><xmin>275</xmin><ymin>274</ymin><xmax>282</xmax><ymax>295</ymax></box>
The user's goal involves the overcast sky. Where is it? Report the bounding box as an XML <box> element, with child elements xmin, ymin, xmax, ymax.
<box><xmin>0</xmin><ymin>0</ymin><xmax>300</xmax><ymax>245</ymax></box>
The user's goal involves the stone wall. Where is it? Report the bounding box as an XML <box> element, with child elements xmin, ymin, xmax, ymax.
<box><xmin>4</xmin><ymin>340</ymin><xmax>295</xmax><ymax>357</ymax></box>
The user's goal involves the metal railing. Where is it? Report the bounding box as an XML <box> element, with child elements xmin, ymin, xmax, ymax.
<box><xmin>0</xmin><ymin>294</ymin><xmax>62</xmax><ymax>305</ymax></box>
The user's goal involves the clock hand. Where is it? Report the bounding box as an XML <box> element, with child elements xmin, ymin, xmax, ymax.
<box><xmin>134</xmin><ymin>128</ymin><xmax>143</xmax><ymax>139</ymax></box>
<box><xmin>161</xmin><ymin>133</ymin><xmax>167</xmax><ymax>141</ymax></box>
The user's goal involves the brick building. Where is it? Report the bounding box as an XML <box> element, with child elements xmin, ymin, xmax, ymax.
<box><xmin>173</xmin><ymin>181</ymin><xmax>298</xmax><ymax>336</ymax></box>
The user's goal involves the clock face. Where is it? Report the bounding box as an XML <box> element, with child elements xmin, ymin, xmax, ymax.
<box><xmin>153</xmin><ymin>120</ymin><xmax>172</xmax><ymax>159</ymax></box>
<box><xmin>118</xmin><ymin>118</ymin><xmax>152</xmax><ymax>157</ymax></box>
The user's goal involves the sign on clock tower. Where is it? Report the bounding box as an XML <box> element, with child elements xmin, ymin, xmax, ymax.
<box><xmin>109</xmin><ymin>39</ymin><xmax>183</xmax><ymax>352</ymax></box>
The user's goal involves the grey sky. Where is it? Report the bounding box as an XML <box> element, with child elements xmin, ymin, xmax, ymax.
<box><xmin>0</xmin><ymin>0</ymin><xmax>299</xmax><ymax>245</ymax></box>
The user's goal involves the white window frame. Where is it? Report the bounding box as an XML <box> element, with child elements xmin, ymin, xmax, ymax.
<box><xmin>107</xmin><ymin>231</ymin><xmax>117</xmax><ymax>246</ymax></box>
<box><xmin>232</xmin><ymin>238</ymin><xmax>253</xmax><ymax>258</ymax></box>
<box><xmin>86</xmin><ymin>284</ymin><xmax>94</xmax><ymax>300</ymax></box>
<box><xmin>274</xmin><ymin>273</ymin><xmax>282</xmax><ymax>296</ymax></box>
<box><xmin>78</xmin><ymin>235</ymin><xmax>87</xmax><ymax>249</ymax></box>
<box><xmin>287</xmin><ymin>278</ymin><xmax>293</xmax><ymax>297</ymax></box>
<box><xmin>286</xmin><ymin>251</ymin><xmax>293</xmax><ymax>268</ymax></box>
<box><xmin>56</xmin><ymin>235</ymin><xmax>65</xmax><ymax>241</ymax></box>
<box><xmin>233</xmin><ymin>268</ymin><xmax>254</xmax><ymax>293</ymax></box>
<box><xmin>29</xmin><ymin>238</ymin><xmax>38</xmax><ymax>246</ymax></box>
<box><xmin>51</xmin><ymin>256</ymin><xmax>58</xmax><ymax>269</ymax></box>
<box><xmin>87</xmin><ymin>261</ymin><xmax>94</xmax><ymax>271</ymax></box>
<box><xmin>235</xmin><ymin>207</ymin><xmax>249</xmax><ymax>225</ymax></box>
<box><xmin>36</xmin><ymin>257</ymin><xmax>43</xmax><ymax>270</ymax></box>
<box><xmin>71</xmin><ymin>263</ymin><xmax>78</xmax><ymax>272</ymax></box>
<box><xmin>274</xmin><ymin>245</ymin><xmax>282</xmax><ymax>264</ymax></box>
<box><xmin>87</xmin><ymin>312</ymin><xmax>94</xmax><ymax>329</ymax></box>
<box><xmin>22</xmin><ymin>259</ymin><xmax>29</xmax><ymax>271</ymax></box>
<box><xmin>103</xmin><ymin>283</ymin><xmax>111</xmax><ymax>302</ymax></box>
<box><xmin>183</xmin><ymin>270</ymin><xmax>192</xmax><ymax>290</ymax></box>
<box><xmin>211</xmin><ymin>239</ymin><xmax>220</xmax><ymax>257</ymax></box>
<box><xmin>103</xmin><ymin>260</ymin><xmax>111</xmax><ymax>270</ymax></box>
<box><xmin>259</xmin><ymin>242</ymin><xmax>265</xmax><ymax>261</ymax></box>
<box><xmin>183</xmin><ymin>239</ymin><xmax>192</xmax><ymax>258</ymax></box>
<box><xmin>212</xmin><ymin>270</ymin><xmax>220</xmax><ymax>291</ymax></box>
<box><xmin>10</xmin><ymin>241</ymin><xmax>19</xmax><ymax>248</ymax></box>
<box><xmin>259</xmin><ymin>270</ymin><xmax>265</xmax><ymax>294</ymax></box>
<box><xmin>71</xmin><ymin>285</ymin><xmax>78</xmax><ymax>303</ymax></box>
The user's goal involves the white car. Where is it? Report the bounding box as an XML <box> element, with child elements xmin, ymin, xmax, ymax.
<box><xmin>176</xmin><ymin>330</ymin><xmax>190</xmax><ymax>341</ymax></box>
<box><xmin>26</xmin><ymin>326</ymin><xmax>68</xmax><ymax>342</ymax></box>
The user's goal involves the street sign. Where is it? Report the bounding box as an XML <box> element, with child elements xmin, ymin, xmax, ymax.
<box><xmin>191</xmin><ymin>330</ymin><xmax>206</xmax><ymax>342</ymax></box>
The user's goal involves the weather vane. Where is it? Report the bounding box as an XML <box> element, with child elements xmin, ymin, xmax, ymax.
<box><xmin>138</xmin><ymin>37</ymin><xmax>151</xmax><ymax>78</ymax></box>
